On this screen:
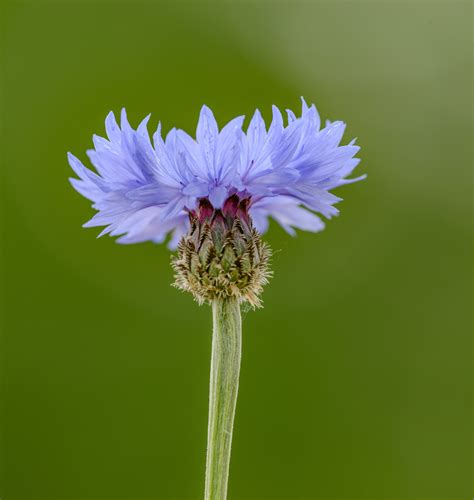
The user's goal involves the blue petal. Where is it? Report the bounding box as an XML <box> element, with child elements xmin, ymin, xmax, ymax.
<box><xmin>105</xmin><ymin>111</ymin><xmax>121</xmax><ymax>143</ymax></box>
<box><xmin>208</xmin><ymin>185</ymin><xmax>229</xmax><ymax>209</ymax></box>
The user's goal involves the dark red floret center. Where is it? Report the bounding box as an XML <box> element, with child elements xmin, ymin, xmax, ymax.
<box><xmin>191</xmin><ymin>195</ymin><xmax>251</xmax><ymax>226</ymax></box>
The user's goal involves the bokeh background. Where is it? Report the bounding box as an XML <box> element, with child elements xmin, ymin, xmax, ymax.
<box><xmin>1</xmin><ymin>1</ymin><xmax>472</xmax><ymax>499</ymax></box>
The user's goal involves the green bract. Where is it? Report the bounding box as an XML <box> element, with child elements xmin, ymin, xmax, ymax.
<box><xmin>172</xmin><ymin>197</ymin><xmax>271</xmax><ymax>307</ymax></box>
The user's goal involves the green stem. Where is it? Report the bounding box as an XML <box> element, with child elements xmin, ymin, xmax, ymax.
<box><xmin>205</xmin><ymin>298</ymin><xmax>242</xmax><ymax>500</ymax></box>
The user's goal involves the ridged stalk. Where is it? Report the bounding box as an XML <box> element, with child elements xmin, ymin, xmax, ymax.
<box><xmin>205</xmin><ymin>298</ymin><xmax>242</xmax><ymax>500</ymax></box>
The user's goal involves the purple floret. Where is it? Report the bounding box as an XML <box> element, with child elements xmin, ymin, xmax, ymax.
<box><xmin>69</xmin><ymin>98</ymin><xmax>364</xmax><ymax>248</ymax></box>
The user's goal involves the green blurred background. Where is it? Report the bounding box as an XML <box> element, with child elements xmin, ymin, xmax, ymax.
<box><xmin>1</xmin><ymin>1</ymin><xmax>472</xmax><ymax>499</ymax></box>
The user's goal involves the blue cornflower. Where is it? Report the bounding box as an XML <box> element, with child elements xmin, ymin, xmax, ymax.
<box><xmin>68</xmin><ymin>100</ymin><xmax>365</xmax><ymax>492</ymax></box>
<box><xmin>69</xmin><ymin>98</ymin><xmax>363</xmax><ymax>248</ymax></box>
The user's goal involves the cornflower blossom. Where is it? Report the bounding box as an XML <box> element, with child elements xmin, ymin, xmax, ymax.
<box><xmin>69</xmin><ymin>99</ymin><xmax>363</xmax><ymax>250</ymax></box>
<box><xmin>69</xmin><ymin>99</ymin><xmax>363</xmax><ymax>499</ymax></box>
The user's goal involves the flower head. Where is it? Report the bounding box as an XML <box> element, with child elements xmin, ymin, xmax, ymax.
<box><xmin>69</xmin><ymin>99</ymin><xmax>363</xmax><ymax>249</ymax></box>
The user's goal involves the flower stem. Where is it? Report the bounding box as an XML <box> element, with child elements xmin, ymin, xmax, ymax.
<box><xmin>205</xmin><ymin>298</ymin><xmax>242</xmax><ymax>500</ymax></box>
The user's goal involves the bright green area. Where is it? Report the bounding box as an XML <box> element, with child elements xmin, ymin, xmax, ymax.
<box><xmin>1</xmin><ymin>1</ymin><xmax>472</xmax><ymax>499</ymax></box>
